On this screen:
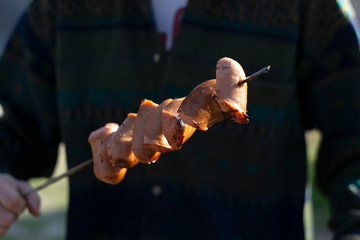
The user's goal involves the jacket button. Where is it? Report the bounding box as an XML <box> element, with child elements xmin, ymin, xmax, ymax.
<box><xmin>153</xmin><ymin>53</ymin><xmax>161</xmax><ymax>63</ymax></box>
<box><xmin>152</xmin><ymin>185</ymin><xmax>162</xmax><ymax>196</ymax></box>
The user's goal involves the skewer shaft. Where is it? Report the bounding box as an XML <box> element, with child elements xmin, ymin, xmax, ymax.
<box><xmin>238</xmin><ymin>65</ymin><xmax>271</xmax><ymax>86</ymax></box>
<box><xmin>21</xmin><ymin>65</ymin><xmax>269</xmax><ymax>196</ymax></box>
<box><xmin>22</xmin><ymin>158</ymin><xmax>93</xmax><ymax>196</ymax></box>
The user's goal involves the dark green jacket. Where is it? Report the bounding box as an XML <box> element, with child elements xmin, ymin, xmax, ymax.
<box><xmin>1</xmin><ymin>0</ymin><xmax>360</xmax><ymax>239</ymax></box>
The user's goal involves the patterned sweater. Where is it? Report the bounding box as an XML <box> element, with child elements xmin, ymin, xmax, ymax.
<box><xmin>1</xmin><ymin>0</ymin><xmax>360</xmax><ymax>239</ymax></box>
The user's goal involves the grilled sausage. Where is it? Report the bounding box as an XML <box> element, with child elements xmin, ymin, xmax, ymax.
<box><xmin>214</xmin><ymin>57</ymin><xmax>249</xmax><ymax>124</ymax></box>
<box><xmin>107</xmin><ymin>113</ymin><xmax>139</xmax><ymax>168</ymax></box>
<box><xmin>88</xmin><ymin>123</ymin><xmax>127</xmax><ymax>184</ymax></box>
<box><xmin>144</xmin><ymin>98</ymin><xmax>173</xmax><ymax>153</ymax></box>
<box><xmin>161</xmin><ymin>97</ymin><xmax>196</xmax><ymax>150</ymax></box>
<box><xmin>132</xmin><ymin>99</ymin><xmax>161</xmax><ymax>163</ymax></box>
<box><xmin>89</xmin><ymin>57</ymin><xmax>252</xmax><ymax>185</ymax></box>
<box><xmin>178</xmin><ymin>79</ymin><xmax>225</xmax><ymax>131</ymax></box>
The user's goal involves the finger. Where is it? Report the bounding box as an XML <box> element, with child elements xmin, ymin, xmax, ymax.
<box><xmin>0</xmin><ymin>225</ymin><xmax>7</xmax><ymax>237</ymax></box>
<box><xmin>0</xmin><ymin>175</ymin><xmax>26</xmax><ymax>214</ymax></box>
<box><xmin>18</xmin><ymin>181</ymin><xmax>41</xmax><ymax>217</ymax></box>
<box><xmin>0</xmin><ymin>204</ymin><xmax>17</xmax><ymax>229</ymax></box>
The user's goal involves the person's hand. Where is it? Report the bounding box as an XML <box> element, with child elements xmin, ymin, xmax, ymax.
<box><xmin>0</xmin><ymin>173</ymin><xmax>41</xmax><ymax>237</ymax></box>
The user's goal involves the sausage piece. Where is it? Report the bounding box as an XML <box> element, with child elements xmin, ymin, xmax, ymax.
<box><xmin>178</xmin><ymin>79</ymin><xmax>225</xmax><ymax>131</ymax></box>
<box><xmin>161</xmin><ymin>97</ymin><xmax>196</xmax><ymax>150</ymax></box>
<box><xmin>144</xmin><ymin>99</ymin><xmax>173</xmax><ymax>153</ymax></box>
<box><xmin>107</xmin><ymin>113</ymin><xmax>139</xmax><ymax>168</ymax></box>
<box><xmin>132</xmin><ymin>99</ymin><xmax>161</xmax><ymax>163</ymax></box>
<box><xmin>214</xmin><ymin>57</ymin><xmax>249</xmax><ymax>124</ymax></box>
<box><xmin>88</xmin><ymin>57</ymin><xmax>251</xmax><ymax>185</ymax></box>
<box><xmin>88</xmin><ymin>123</ymin><xmax>127</xmax><ymax>184</ymax></box>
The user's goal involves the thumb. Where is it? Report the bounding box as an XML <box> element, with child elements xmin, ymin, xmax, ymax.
<box><xmin>18</xmin><ymin>182</ymin><xmax>41</xmax><ymax>217</ymax></box>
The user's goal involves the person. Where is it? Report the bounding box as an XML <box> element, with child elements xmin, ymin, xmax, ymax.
<box><xmin>1</xmin><ymin>0</ymin><xmax>360</xmax><ymax>239</ymax></box>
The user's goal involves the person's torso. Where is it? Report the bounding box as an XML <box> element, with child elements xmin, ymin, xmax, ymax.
<box><xmin>52</xmin><ymin>1</ymin><xmax>306</xmax><ymax>239</ymax></box>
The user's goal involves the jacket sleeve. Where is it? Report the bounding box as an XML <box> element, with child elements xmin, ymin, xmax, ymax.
<box><xmin>298</xmin><ymin>0</ymin><xmax>360</xmax><ymax>237</ymax></box>
<box><xmin>0</xmin><ymin>0</ymin><xmax>60</xmax><ymax>180</ymax></box>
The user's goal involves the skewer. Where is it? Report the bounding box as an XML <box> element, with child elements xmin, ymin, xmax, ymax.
<box><xmin>21</xmin><ymin>65</ymin><xmax>270</xmax><ymax>195</ymax></box>
<box><xmin>238</xmin><ymin>65</ymin><xmax>271</xmax><ymax>86</ymax></box>
<box><xmin>21</xmin><ymin>158</ymin><xmax>93</xmax><ymax>196</ymax></box>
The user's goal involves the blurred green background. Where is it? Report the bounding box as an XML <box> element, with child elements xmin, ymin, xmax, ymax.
<box><xmin>305</xmin><ymin>130</ymin><xmax>330</xmax><ymax>240</ymax></box>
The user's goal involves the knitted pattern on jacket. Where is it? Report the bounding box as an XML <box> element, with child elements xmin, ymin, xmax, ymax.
<box><xmin>1</xmin><ymin>0</ymin><xmax>360</xmax><ymax>239</ymax></box>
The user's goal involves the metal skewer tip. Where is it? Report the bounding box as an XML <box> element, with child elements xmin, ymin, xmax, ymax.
<box><xmin>238</xmin><ymin>65</ymin><xmax>271</xmax><ymax>86</ymax></box>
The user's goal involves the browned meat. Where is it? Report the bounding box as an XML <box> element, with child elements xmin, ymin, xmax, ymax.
<box><xmin>144</xmin><ymin>98</ymin><xmax>173</xmax><ymax>153</ymax></box>
<box><xmin>214</xmin><ymin>57</ymin><xmax>248</xmax><ymax>124</ymax></box>
<box><xmin>178</xmin><ymin>79</ymin><xmax>225</xmax><ymax>131</ymax></box>
<box><xmin>107</xmin><ymin>113</ymin><xmax>139</xmax><ymax>168</ymax></box>
<box><xmin>89</xmin><ymin>57</ymin><xmax>252</xmax><ymax>185</ymax></box>
<box><xmin>132</xmin><ymin>99</ymin><xmax>161</xmax><ymax>163</ymax></box>
<box><xmin>161</xmin><ymin>97</ymin><xmax>196</xmax><ymax>150</ymax></box>
<box><xmin>88</xmin><ymin>123</ymin><xmax>127</xmax><ymax>184</ymax></box>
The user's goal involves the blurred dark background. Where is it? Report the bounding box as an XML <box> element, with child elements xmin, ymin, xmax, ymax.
<box><xmin>1</xmin><ymin>0</ymin><xmax>359</xmax><ymax>53</ymax></box>
<box><xmin>0</xmin><ymin>0</ymin><xmax>31</xmax><ymax>53</ymax></box>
